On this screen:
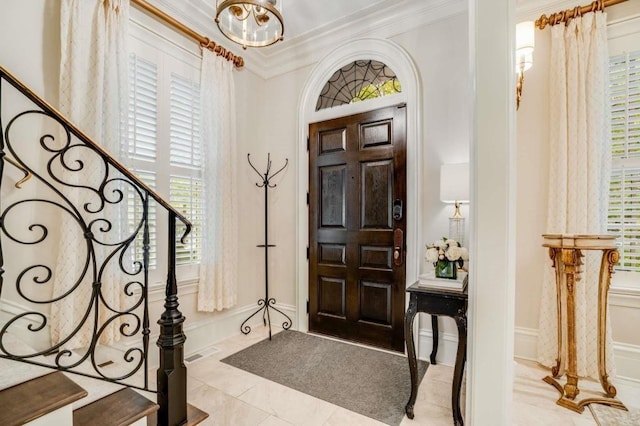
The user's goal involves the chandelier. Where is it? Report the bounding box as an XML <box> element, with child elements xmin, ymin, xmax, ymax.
<box><xmin>215</xmin><ymin>0</ymin><xmax>284</xmax><ymax>49</ymax></box>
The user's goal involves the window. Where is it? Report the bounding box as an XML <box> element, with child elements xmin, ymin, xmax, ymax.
<box><xmin>126</xmin><ymin>34</ymin><xmax>204</xmax><ymax>279</ymax></box>
<box><xmin>127</xmin><ymin>55</ymin><xmax>159</xmax><ymax>268</ymax></box>
<box><xmin>608</xmin><ymin>50</ymin><xmax>640</xmax><ymax>273</ymax></box>
<box><xmin>316</xmin><ymin>60</ymin><xmax>401</xmax><ymax>111</ymax></box>
<box><xmin>169</xmin><ymin>74</ymin><xmax>204</xmax><ymax>266</ymax></box>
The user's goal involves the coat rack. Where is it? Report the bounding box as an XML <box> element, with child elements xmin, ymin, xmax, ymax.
<box><xmin>240</xmin><ymin>153</ymin><xmax>292</xmax><ymax>339</ymax></box>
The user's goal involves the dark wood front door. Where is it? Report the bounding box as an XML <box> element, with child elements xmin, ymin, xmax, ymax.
<box><xmin>308</xmin><ymin>105</ymin><xmax>407</xmax><ymax>352</ymax></box>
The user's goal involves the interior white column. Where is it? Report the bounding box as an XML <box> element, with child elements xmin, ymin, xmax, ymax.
<box><xmin>467</xmin><ymin>0</ymin><xmax>516</xmax><ymax>424</ymax></box>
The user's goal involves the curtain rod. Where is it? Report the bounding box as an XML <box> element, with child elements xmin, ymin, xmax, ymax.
<box><xmin>130</xmin><ymin>0</ymin><xmax>244</xmax><ymax>68</ymax></box>
<box><xmin>535</xmin><ymin>0</ymin><xmax>628</xmax><ymax>29</ymax></box>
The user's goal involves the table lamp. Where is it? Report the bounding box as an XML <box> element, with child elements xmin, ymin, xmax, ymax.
<box><xmin>440</xmin><ymin>163</ymin><xmax>469</xmax><ymax>245</ymax></box>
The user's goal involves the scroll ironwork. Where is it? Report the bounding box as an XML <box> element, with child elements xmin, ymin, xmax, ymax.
<box><xmin>0</xmin><ymin>66</ymin><xmax>192</xmax><ymax>425</ymax></box>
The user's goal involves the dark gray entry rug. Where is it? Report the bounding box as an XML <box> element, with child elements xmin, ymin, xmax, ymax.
<box><xmin>221</xmin><ymin>330</ymin><xmax>428</xmax><ymax>425</ymax></box>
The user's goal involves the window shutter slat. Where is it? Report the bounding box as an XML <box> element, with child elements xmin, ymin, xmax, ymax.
<box><xmin>170</xmin><ymin>74</ymin><xmax>202</xmax><ymax>169</ymax></box>
<box><xmin>127</xmin><ymin>54</ymin><xmax>158</xmax><ymax>162</ymax></box>
<box><xmin>170</xmin><ymin>175</ymin><xmax>204</xmax><ymax>265</ymax></box>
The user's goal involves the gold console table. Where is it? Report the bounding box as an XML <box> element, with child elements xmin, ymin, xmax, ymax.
<box><xmin>542</xmin><ymin>234</ymin><xmax>626</xmax><ymax>413</ymax></box>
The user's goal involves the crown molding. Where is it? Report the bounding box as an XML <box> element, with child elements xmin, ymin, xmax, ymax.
<box><xmin>256</xmin><ymin>0</ymin><xmax>467</xmax><ymax>79</ymax></box>
<box><xmin>147</xmin><ymin>0</ymin><xmax>466</xmax><ymax>80</ymax></box>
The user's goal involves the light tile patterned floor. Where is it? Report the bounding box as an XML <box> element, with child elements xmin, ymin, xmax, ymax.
<box><xmin>185</xmin><ymin>327</ymin><xmax>640</xmax><ymax>426</ymax></box>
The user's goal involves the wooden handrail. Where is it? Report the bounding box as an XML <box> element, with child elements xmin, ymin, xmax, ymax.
<box><xmin>0</xmin><ymin>66</ymin><xmax>192</xmax><ymax>234</ymax></box>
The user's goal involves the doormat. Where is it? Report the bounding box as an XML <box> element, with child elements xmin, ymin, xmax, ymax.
<box><xmin>589</xmin><ymin>403</ymin><xmax>640</xmax><ymax>426</ymax></box>
<box><xmin>221</xmin><ymin>330</ymin><xmax>428</xmax><ymax>425</ymax></box>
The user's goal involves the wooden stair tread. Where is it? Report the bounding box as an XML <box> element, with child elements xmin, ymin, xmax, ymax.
<box><xmin>147</xmin><ymin>403</ymin><xmax>209</xmax><ymax>426</ymax></box>
<box><xmin>0</xmin><ymin>371</ymin><xmax>87</xmax><ymax>426</ymax></box>
<box><xmin>74</xmin><ymin>388</ymin><xmax>158</xmax><ymax>426</ymax></box>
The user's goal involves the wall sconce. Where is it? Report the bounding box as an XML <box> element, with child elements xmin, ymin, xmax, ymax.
<box><xmin>516</xmin><ymin>21</ymin><xmax>535</xmax><ymax>110</ymax></box>
<box><xmin>440</xmin><ymin>163</ymin><xmax>469</xmax><ymax>245</ymax></box>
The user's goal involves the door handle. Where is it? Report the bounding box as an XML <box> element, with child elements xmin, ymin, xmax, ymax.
<box><xmin>393</xmin><ymin>228</ymin><xmax>404</xmax><ymax>266</ymax></box>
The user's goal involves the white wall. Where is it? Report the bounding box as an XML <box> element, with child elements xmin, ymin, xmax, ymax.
<box><xmin>515</xmin><ymin>1</ymin><xmax>640</xmax><ymax>380</ymax></box>
<box><xmin>241</xmin><ymin>13</ymin><xmax>470</xmax><ymax>356</ymax></box>
<box><xmin>0</xmin><ymin>0</ymin><xmax>62</xmax><ymax>349</ymax></box>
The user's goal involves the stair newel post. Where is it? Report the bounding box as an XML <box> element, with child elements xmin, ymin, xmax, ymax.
<box><xmin>142</xmin><ymin>193</ymin><xmax>150</xmax><ymax>389</ymax></box>
<box><xmin>157</xmin><ymin>211</ymin><xmax>187</xmax><ymax>426</ymax></box>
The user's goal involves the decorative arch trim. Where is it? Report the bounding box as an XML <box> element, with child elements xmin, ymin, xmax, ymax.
<box><xmin>295</xmin><ymin>38</ymin><xmax>423</xmax><ymax>331</ymax></box>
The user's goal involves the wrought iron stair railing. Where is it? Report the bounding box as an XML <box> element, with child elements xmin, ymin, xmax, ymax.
<box><xmin>0</xmin><ymin>66</ymin><xmax>191</xmax><ymax>426</ymax></box>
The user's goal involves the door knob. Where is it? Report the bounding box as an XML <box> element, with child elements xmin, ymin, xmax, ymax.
<box><xmin>394</xmin><ymin>228</ymin><xmax>404</xmax><ymax>266</ymax></box>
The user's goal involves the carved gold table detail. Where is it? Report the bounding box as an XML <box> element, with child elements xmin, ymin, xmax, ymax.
<box><xmin>542</xmin><ymin>234</ymin><xmax>627</xmax><ymax>413</ymax></box>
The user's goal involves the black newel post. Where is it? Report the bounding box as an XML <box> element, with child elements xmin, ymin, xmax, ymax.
<box><xmin>157</xmin><ymin>211</ymin><xmax>187</xmax><ymax>426</ymax></box>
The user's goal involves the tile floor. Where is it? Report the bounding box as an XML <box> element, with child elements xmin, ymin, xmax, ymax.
<box><xmin>185</xmin><ymin>326</ymin><xmax>640</xmax><ymax>426</ymax></box>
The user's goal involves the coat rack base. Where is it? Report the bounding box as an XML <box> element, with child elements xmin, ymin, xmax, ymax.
<box><xmin>240</xmin><ymin>298</ymin><xmax>292</xmax><ymax>340</ymax></box>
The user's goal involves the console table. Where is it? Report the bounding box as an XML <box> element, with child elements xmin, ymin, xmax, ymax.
<box><xmin>542</xmin><ymin>234</ymin><xmax>626</xmax><ymax>413</ymax></box>
<box><xmin>404</xmin><ymin>282</ymin><xmax>467</xmax><ymax>426</ymax></box>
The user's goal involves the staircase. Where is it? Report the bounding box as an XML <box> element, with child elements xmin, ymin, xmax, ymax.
<box><xmin>0</xmin><ymin>66</ymin><xmax>208</xmax><ymax>425</ymax></box>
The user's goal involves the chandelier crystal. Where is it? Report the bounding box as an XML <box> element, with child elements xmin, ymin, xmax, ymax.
<box><xmin>215</xmin><ymin>0</ymin><xmax>284</xmax><ymax>49</ymax></box>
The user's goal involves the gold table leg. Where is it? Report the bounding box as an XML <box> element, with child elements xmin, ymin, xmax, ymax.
<box><xmin>549</xmin><ymin>248</ymin><xmax>563</xmax><ymax>378</ymax></box>
<box><xmin>598</xmin><ymin>249</ymin><xmax>618</xmax><ymax>398</ymax></box>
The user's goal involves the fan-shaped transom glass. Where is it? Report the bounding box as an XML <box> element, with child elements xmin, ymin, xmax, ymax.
<box><xmin>315</xmin><ymin>60</ymin><xmax>402</xmax><ymax>111</ymax></box>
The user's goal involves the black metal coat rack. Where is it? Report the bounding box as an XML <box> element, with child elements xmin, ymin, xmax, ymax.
<box><xmin>240</xmin><ymin>153</ymin><xmax>292</xmax><ymax>339</ymax></box>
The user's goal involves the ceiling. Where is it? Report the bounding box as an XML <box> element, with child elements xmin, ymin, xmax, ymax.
<box><xmin>145</xmin><ymin>0</ymin><xmax>575</xmax><ymax>78</ymax></box>
<box><xmin>164</xmin><ymin>0</ymin><xmax>413</xmax><ymax>46</ymax></box>
<box><xmin>266</xmin><ymin>0</ymin><xmax>390</xmax><ymax>41</ymax></box>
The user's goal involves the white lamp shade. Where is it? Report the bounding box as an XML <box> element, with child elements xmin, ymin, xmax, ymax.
<box><xmin>440</xmin><ymin>163</ymin><xmax>469</xmax><ymax>203</ymax></box>
<box><xmin>516</xmin><ymin>21</ymin><xmax>535</xmax><ymax>56</ymax></box>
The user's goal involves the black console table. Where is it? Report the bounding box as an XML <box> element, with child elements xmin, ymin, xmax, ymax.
<box><xmin>405</xmin><ymin>282</ymin><xmax>468</xmax><ymax>426</ymax></box>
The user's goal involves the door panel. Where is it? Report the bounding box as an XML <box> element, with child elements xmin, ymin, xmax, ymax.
<box><xmin>319</xmin><ymin>165</ymin><xmax>347</xmax><ymax>228</ymax></box>
<box><xmin>309</xmin><ymin>105</ymin><xmax>407</xmax><ymax>352</ymax></box>
<box><xmin>361</xmin><ymin>160</ymin><xmax>393</xmax><ymax>229</ymax></box>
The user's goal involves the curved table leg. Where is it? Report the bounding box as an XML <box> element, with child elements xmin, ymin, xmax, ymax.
<box><xmin>452</xmin><ymin>310</ymin><xmax>467</xmax><ymax>426</ymax></box>
<box><xmin>430</xmin><ymin>315</ymin><xmax>439</xmax><ymax>365</ymax></box>
<box><xmin>404</xmin><ymin>294</ymin><xmax>418</xmax><ymax>419</ymax></box>
<box><xmin>550</xmin><ymin>248</ymin><xmax>563</xmax><ymax>378</ymax></box>
<box><xmin>598</xmin><ymin>249</ymin><xmax>618</xmax><ymax>397</ymax></box>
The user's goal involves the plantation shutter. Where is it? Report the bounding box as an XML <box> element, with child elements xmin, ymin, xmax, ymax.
<box><xmin>169</xmin><ymin>73</ymin><xmax>204</xmax><ymax>265</ymax></box>
<box><xmin>608</xmin><ymin>51</ymin><xmax>640</xmax><ymax>271</ymax></box>
<box><xmin>127</xmin><ymin>54</ymin><xmax>158</xmax><ymax>267</ymax></box>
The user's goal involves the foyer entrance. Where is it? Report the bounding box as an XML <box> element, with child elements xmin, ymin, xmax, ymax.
<box><xmin>308</xmin><ymin>105</ymin><xmax>407</xmax><ymax>352</ymax></box>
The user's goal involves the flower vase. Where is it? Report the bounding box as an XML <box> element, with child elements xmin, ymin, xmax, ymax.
<box><xmin>435</xmin><ymin>259</ymin><xmax>457</xmax><ymax>280</ymax></box>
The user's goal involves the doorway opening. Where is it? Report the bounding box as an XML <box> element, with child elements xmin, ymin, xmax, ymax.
<box><xmin>296</xmin><ymin>39</ymin><xmax>422</xmax><ymax>348</ymax></box>
<box><xmin>308</xmin><ymin>105</ymin><xmax>407</xmax><ymax>351</ymax></box>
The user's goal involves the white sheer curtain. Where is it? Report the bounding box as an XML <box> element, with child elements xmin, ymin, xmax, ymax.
<box><xmin>537</xmin><ymin>11</ymin><xmax>614</xmax><ymax>379</ymax></box>
<box><xmin>53</xmin><ymin>0</ymin><xmax>129</xmax><ymax>347</ymax></box>
<box><xmin>197</xmin><ymin>50</ymin><xmax>238</xmax><ymax>312</ymax></box>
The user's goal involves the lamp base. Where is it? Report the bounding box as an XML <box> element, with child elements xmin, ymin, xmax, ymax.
<box><xmin>449</xmin><ymin>217</ymin><xmax>465</xmax><ymax>246</ymax></box>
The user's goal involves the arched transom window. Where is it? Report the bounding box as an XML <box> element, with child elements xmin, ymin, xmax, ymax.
<box><xmin>315</xmin><ymin>60</ymin><xmax>402</xmax><ymax>111</ymax></box>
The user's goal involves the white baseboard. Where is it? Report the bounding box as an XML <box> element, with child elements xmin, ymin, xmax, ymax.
<box><xmin>614</xmin><ymin>342</ymin><xmax>640</xmax><ymax>384</ymax></box>
<box><xmin>0</xmin><ymin>299</ymin><xmax>50</xmax><ymax>351</ymax></box>
<box><xmin>514</xmin><ymin>326</ymin><xmax>640</xmax><ymax>382</ymax></box>
<box><xmin>135</xmin><ymin>301</ymin><xmax>297</xmax><ymax>370</ymax></box>
<box><xmin>182</xmin><ymin>302</ymin><xmax>297</xmax><ymax>359</ymax></box>
<box><xmin>417</xmin><ymin>328</ymin><xmax>460</xmax><ymax>366</ymax></box>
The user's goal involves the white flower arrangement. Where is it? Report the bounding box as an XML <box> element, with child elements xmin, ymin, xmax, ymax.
<box><xmin>425</xmin><ymin>238</ymin><xmax>469</xmax><ymax>268</ymax></box>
